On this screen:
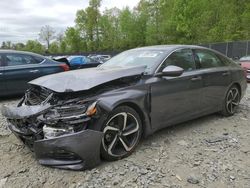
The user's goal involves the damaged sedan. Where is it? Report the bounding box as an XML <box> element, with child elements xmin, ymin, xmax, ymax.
<box><xmin>1</xmin><ymin>45</ymin><xmax>247</xmax><ymax>170</ymax></box>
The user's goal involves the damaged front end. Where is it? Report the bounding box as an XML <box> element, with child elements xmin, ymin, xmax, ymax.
<box><xmin>1</xmin><ymin>86</ymin><xmax>104</xmax><ymax>170</ymax></box>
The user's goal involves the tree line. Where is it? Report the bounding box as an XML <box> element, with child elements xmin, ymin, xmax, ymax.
<box><xmin>1</xmin><ymin>0</ymin><xmax>250</xmax><ymax>54</ymax></box>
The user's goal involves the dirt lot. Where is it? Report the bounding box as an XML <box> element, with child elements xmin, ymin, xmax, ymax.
<box><xmin>0</xmin><ymin>85</ymin><xmax>249</xmax><ymax>188</ymax></box>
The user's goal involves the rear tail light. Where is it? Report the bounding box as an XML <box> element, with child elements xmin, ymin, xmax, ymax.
<box><xmin>59</xmin><ymin>64</ymin><xmax>70</xmax><ymax>71</ymax></box>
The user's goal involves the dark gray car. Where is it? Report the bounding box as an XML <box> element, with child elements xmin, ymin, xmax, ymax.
<box><xmin>1</xmin><ymin>45</ymin><xmax>247</xmax><ymax>170</ymax></box>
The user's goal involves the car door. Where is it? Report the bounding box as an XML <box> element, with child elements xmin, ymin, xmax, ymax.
<box><xmin>0</xmin><ymin>54</ymin><xmax>7</xmax><ymax>96</ymax></box>
<box><xmin>193</xmin><ymin>49</ymin><xmax>232</xmax><ymax>113</ymax></box>
<box><xmin>150</xmin><ymin>48</ymin><xmax>203</xmax><ymax>131</ymax></box>
<box><xmin>4</xmin><ymin>53</ymin><xmax>45</xmax><ymax>94</ymax></box>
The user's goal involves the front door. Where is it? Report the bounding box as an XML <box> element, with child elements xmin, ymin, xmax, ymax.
<box><xmin>151</xmin><ymin>49</ymin><xmax>203</xmax><ymax>131</ymax></box>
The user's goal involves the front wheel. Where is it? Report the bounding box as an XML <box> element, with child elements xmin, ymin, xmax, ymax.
<box><xmin>221</xmin><ymin>85</ymin><xmax>241</xmax><ymax>116</ymax></box>
<box><xmin>100</xmin><ymin>106</ymin><xmax>142</xmax><ymax>161</ymax></box>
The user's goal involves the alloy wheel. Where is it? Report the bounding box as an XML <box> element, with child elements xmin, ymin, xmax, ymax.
<box><xmin>102</xmin><ymin>112</ymin><xmax>140</xmax><ymax>157</ymax></box>
<box><xmin>226</xmin><ymin>87</ymin><xmax>240</xmax><ymax>114</ymax></box>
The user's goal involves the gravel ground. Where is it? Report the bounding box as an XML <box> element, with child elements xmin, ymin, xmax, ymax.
<box><xmin>0</xmin><ymin>85</ymin><xmax>249</xmax><ymax>188</ymax></box>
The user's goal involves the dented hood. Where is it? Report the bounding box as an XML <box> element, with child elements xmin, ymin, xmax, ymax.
<box><xmin>29</xmin><ymin>66</ymin><xmax>146</xmax><ymax>93</ymax></box>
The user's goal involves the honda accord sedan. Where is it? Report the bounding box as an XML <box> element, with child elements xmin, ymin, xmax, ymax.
<box><xmin>1</xmin><ymin>45</ymin><xmax>247</xmax><ymax>170</ymax></box>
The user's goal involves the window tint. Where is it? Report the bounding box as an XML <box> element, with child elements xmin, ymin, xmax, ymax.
<box><xmin>85</xmin><ymin>57</ymin><xmax>98</xmax><ymax>64</ymax></box>
<box><xmin>217</xmin><ymin>54</ymin><xmax>237</xmax><ymax>66</ymax></box>
<box><xmin>159</xmin><ymin>49</ymin><xmax>196</xmax><ymax>72</ymax></box>
<box><xmin>33</xmin><ymin>56</ymin><xmax>44</xmax><ymax>63</ymax></box>
<box><xmin>195</xmin><ymin>49</ymin><xmax>224</xmax><ymax>68</ymax></box>
<box><xmin>6</xmin><ymin>54</ymin><xmax>41</xmax><ymax>66</ymax></box>
<box><xmin>0</xmin><ymin>55</ymin><xmax>3</xmax><ymax>67</ymax></box>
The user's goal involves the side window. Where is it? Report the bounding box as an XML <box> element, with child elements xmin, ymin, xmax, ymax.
<box><xmin>84</xmin><ymin>57</ymin><xmax>91</xmax><ymax>64</ymax></box>
<box><xmin>85</xmin><ymin>57</ymin><xmax>97</xmax><ymax>64</ymax></box>
<box><xmin>0</xmin><ymin>55</ymin><xmax>3</xmax><ymax>67</ymax></box>
<box><xmin>195</xmin><ymin>50</ymin><xmax>225</xmax><ymax>68</ymax></box>
<box><xmin>6</xmin><ymin>54</ymin><xmax>41</xmax><ymax>66</ymax></box>
<box><xmin>217</xmin><ymin>54</ymin><xmax>237</xmax><ymax>67</ymax></box>
<box><xmin>159</xmin><ymin>49</ymin><xmax>196</xmax><ymax>72</ymax></box>
<box><xmin>33</xmin><ymin>56</ymin><xmax>45</xmax><ymax>63</ymax></box>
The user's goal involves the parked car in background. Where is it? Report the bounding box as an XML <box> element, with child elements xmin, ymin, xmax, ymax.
<box><xmin>88</xmin><ymin>54</ymin><xmax>112</xmax><ymax>63</ymax></box>
<box><xmin>53</xmin><ymin>55</ymin><xmax>101</xmax><ymax>70</ymax></box>
<box><xmin>67</xmin><ymin>56</ymin><xmax>101</xmax><ymax>70</ymax></box>
<box><xmin>99</xmin><ymin>54</ymin><xmax>111</xmax><ymax>61</ymax></box>
<box><xmin>239</xmin><ymin>55</ymin><xmax>250</xmax><ymax>82</ymax></box>
<box><xmin>0</xmin><ymin>50</ymin><xmax>69</xmax><ymax>97</ymax></box>
<box><xmin>1</xmin><ymin>45</ymin><xmax>247</xmax><ymax>170</ymax></box>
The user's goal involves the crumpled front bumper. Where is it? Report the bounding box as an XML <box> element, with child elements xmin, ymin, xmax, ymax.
<box><xmin>10</xmin><ymin>126</ymin><xmax>103</xmax><ymax>170</ymax></box>
<box><xmin>34</xmin><ymin>130</ymin><xmax>103</xmax><ymax>170</ymax></box>
<box><xmin>2</xmin><ymin>103</ymin><xmax>104</xmax><ymax>170</ymax></box>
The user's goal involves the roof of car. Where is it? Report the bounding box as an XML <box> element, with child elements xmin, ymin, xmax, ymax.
<box><xmin>240</xmin><ymin>56</ymin><xmax>250</xmax><ymax>61</ymax></box>
<box><xmin>133</xmin><ymin>45</ymin><xmax>207</xmax><ymax>51</ymax></box>
<box><xmin>0</xmin><ymin>50</ymin><xmax>45</xmax><ymax>58</ymax></box>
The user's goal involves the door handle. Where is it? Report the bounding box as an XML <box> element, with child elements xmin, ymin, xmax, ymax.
<box><xmin>191</xmin><ymin>76</ymin><xmax>202</xmax><ymax>81</ymax></box>
<box><xmin>29</xmin><ymin>70</ymin><xmax>39</xmax><ymax>73</ymax></box>
<box><xmin>222</xmin><ymin>72</ymin><xmax>230</xmax><ymax>76</ymax></box>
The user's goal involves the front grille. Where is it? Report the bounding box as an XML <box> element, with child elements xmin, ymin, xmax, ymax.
<box><xmin>25</xmin><ymin>86</ymin><xmax>52</xmax><ymax>105</ymax></box>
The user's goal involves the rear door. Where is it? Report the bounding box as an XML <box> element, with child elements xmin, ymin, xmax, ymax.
<box><xmin>194</xmin><ymin>49</ymin><xmax>231</xmax><ymax>113</ymax></box>
<box><xmin>0</xmin><ymin>54</ymin><xmax>6</xmax><ymax>96</ymax></box>
<box><xmin>4</xmin><ymin>53</ymin><xmax>45</xmax><ymax>94</ymax></box>
<box><xmin>151</xmin><ymin>48</ymin><xmax>203</xmax><ymax>131</ymax></box>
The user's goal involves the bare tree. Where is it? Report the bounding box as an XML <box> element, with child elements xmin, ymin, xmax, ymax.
<box><xmin>56</xmin><ymin>31</ymin><xmax>64</xmax><ymax>43</ymax></box>
<box><xmin>39</xmin><ymin>25</ymin><xmax>56</xmax><ymax>49</ymax></box>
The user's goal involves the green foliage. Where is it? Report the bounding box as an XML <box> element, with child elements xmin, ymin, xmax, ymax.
<box><xmin>72</xmin><ymin>0</ymin><xmax>250</xmax><ymax>52</ymax></box>
<box><xmin>64</xmin><ymin>27</ymin><xmax>87</xmax><ymax>53</ymax></box>
<box><xmin>48</xmin><ymin>42</ymin><xmax>59</xmax><ymax>54</ymax></box>
<box><xmin>75</xmin><ymin>0</ymin><xmax>101</xmax><ymax>51</ymax></box>
<box><xmin>23</xmin><ymin>40</ymin><xmax>45</xmax><ymax>54</ymax></box>
<box><xmin>1</xmin><ymin>0</ymin><xmax>250</xmax><ymax>54</ymax></box>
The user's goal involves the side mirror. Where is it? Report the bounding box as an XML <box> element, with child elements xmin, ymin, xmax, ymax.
<box><xmin>156</xmin><ymin>65</ymin><xmax>184</xmax><ymax>77</ymax></box>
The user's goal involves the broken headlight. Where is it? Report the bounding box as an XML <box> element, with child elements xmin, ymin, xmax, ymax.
<box><xmin>44</xmin><ymin>104</ymin><xmax>88</xmax><ymax>122</ymax></box>
<box><xmin>42</xmin><ymin>101</ymin><xmax>97</xmax><ymax>139</ymax></box>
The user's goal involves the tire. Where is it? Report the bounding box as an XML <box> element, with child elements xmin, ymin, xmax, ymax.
<box><xmin>99</xmin><ymin>106</ymin><xmax>142</xmax><ymax>161</ymax></box>
<box><xmin>221</xmin><ymin>85</ymin><xmax>241</xmax><ymax>116</ymax></box>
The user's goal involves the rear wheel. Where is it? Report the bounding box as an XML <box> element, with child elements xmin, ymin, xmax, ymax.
<box><xmin>100</xmin><ymin>106</ymin><xmax>142</xmax><ymax>161</ymax></box>
<box><xmin>221</xmin><ymin>85</ymin><xmax>240</xmax><ymax>116</ymax></box>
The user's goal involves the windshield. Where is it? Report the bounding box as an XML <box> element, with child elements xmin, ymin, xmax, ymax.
<box><xmin>100</xmin><ymin>49</ymin><xmax>167</xmax><ymax>73</ymax></box>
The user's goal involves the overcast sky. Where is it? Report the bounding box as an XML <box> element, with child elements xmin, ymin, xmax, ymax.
<box><xmin>0</xmin><ymin>0</ymin><xmax>140</xmax><ymax>44</ymax></box>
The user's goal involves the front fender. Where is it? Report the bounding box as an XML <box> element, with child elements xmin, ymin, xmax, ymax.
<box><xmin>98</xmin><ymin>89</ymin><xmax>146</xmax><ymax>111</ymax></box>
<box><xmin>96</xmin><ymin>88</ymin><xmax>153</xmax><ymax>137</ymax></box>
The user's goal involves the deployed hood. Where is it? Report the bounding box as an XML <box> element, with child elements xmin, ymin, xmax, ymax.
<box><xmin>29</xmin><ymin>66</ymin><xmax>146</xmax><ymax>93</ymax></box>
